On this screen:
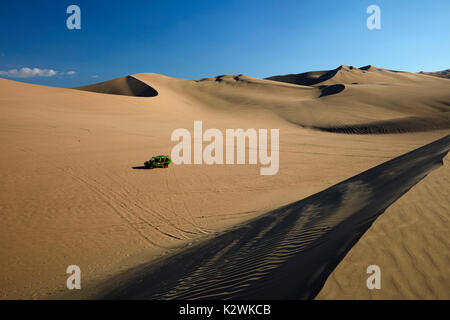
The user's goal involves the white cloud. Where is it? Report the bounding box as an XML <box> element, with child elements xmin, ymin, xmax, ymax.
<box><xmin>0</xmin><ymin>67</ymin><xmax>58</xmax><ymax>78</ymax></box>
<box><xmin>66</xmin><ymin>71</ymin><xmax>77</xmax><ymax>75</ymax></box>
<box><xmin>92</xmin><ymin>75</ymin><xmax>99</xmax><ymax>78</ymax></box>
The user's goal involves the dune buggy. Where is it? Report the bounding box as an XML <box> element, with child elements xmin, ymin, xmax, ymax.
<box><xmin>144</xmin><ymin>155</ymin><xmax>172</xmax><ymax>169</ymax></box>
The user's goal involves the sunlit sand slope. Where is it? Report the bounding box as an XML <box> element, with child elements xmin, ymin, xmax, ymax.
<box><xmin>266</xmin><ymin>65</ymin><xmax>450</xmax><ymax>132</ymax></box>
<box><xmin>317</xmin><ymin>153</ymin><xmax>450</xmax><ymax>300</ymax></box>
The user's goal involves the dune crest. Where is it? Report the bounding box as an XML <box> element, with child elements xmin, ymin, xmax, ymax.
<box><xmin>418</xmin><ymin>69</ymin><xmax>450</xmax><ymax>79</ymax></box>
<box><xmin>265</xmin><ymin>64</ymin><xmax>431</xmax><ymax>86</ymax></box>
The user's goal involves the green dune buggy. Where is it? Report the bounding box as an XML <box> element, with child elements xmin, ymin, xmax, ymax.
<box><xmin>144</xmin><ymin>155</ymin><xmax>172</xmax><ymax>169</ymax></box>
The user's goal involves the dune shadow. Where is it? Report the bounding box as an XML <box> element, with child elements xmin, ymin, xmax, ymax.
<box><xmin>126</xmin><ymin>76</ymin><xmax>158</xmax><ymax>97</ymax></box>
<box><xmin>313</xmin><ymin>113</ymin><xmax>450</xmax><ymax>134</ymax></box>
<box><xmin>319</xmin><ymin>84</ymin><xmax>345</xmax><ymax>97</ymax></box>
<box><xmin>99</xmin><ymin>135</ymin><xmax>449</xmax><ymax>300</ymax></box>
<box><xmin>265</xmin><ymin>67</ymin><xmax>341</xmax><ymax>86</ymax></box>
<box><xmin>359</xmin><ymin>65</ymin><xmax>373</xmax><ymax>71</ymax></box>
<box><xmin>74</xmin><ymin>76</ymin><xmax>158</xmax><ymax>97</ymax></box>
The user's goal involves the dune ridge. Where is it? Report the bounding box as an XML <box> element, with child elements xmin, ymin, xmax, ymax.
<box><xmin>266</xmin><ymin>64</ymin><xmax>435</xmax><ymax>86</ymax></box>
<box><xmin>311</xmin><ymin>113</ymin><xmax>450</xmax><ymax>134</ymax></box>
<box><xmin>419</xmin><ymin>69</ymin><xmax>450</xmax><ymax>79</ymax></box>
<box><xmin>263</xmin><ymin>66</ymin><xmax>450</xmax><ymax>132</ymax></box>
<box><xmin>317</xmin><ymin>153</ymin><xmax>450</xmax><ymax>299</ymax></box>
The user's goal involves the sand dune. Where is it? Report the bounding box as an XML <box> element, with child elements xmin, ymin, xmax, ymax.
<box><xmin>419</xmin><ymin>69</ymin><xmax>450</xmax><ymax>79</ymax></box>
<box><xmin>266</xmin><ymin>65</ymin><xmax>450</xmax><ymax>131</ymax></box>
<box><xmin>267</xmin><ymin>65</ymin><xmax>436</xmax><ymax>86</ymax></box>
<box><xmin>317</xmin><ymin>152</ymin><xmax>450</xmax><ymax>299</ymax></box>
<box><xmin>0</xmin><ymin>65</ymin><xmax>449</xmax><ymax>299</ymax></box>
<box><xmin>98</xmin><ymin>136</ymin><xmax>449</xmax><ymax>299</ymax></box>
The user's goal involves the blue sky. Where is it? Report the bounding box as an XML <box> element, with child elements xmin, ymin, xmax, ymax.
<box><xmin>0</xmin><ymin>0</ymin><xmax>449</xmax><ymax>87</ymax></box>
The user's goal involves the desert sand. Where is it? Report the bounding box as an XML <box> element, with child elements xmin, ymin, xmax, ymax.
<box><xmin>98</xmin><ymin>136</ymin><xmax>449</xmax><ymax>299</ymax></box>
<box><xmin>0</xmin><ymin>65</ymin><xmax>449</xmax><ymax>299</ymax></box>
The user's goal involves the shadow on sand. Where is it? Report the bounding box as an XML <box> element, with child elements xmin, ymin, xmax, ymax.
<box><xmin>313</xmin><ymin>113</ymin><xmax>450</xmax><ymax>134</ymax></box>
<box><xmin>74</xmin><ymin>76</ymin><xmax>158</xmax><ymax>97</ymax></box>
<box><xmin>100</xmin><ymin>135</ymin><xmax>449</xmax><ymax>300</ymax></box>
